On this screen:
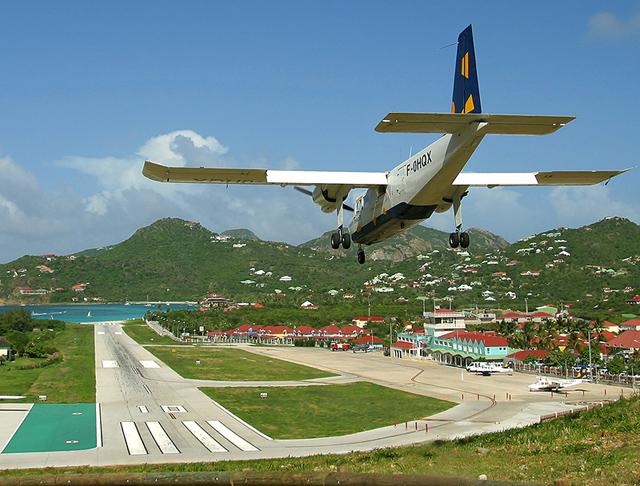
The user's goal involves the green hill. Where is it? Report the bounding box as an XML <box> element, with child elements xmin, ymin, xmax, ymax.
<box><xmin>1</xmin><ymin>217</ymin><xmax>639</xmax><ymax>321</ymax></box>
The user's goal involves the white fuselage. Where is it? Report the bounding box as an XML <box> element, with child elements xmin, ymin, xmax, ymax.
<box><xmin>349</xmin><ymin>122</ymin><xmax>488</xmax><ymax>245</ymax></box>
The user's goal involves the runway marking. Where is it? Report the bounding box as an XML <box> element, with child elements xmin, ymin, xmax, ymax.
<box><xmin>101</xmin><ymin>360</ymin><xmax>119</xmax><ymax>368</ymax></box>
<box><xmin>183</xmin><ymin>421</ymin><xmax>227</xmax><ymax>453</ymax></box>
<box><xmin>143</xmin><ymin>385</ymin><xmax>152</xmax><ymax>394</ymax></box>
<box><xmin>139</xmin><ymin>360</ymin><xmax>160</xmax><ymax>368</ymax></box>
<box><xmin>97</xmin><ymin>331</ymin><xmax>105</xmax><ymax>335</ymax></box>
<box><xmin>161</xmin><ymin>405</ymin><xmax>187</xmax><ymax>413</ymax></box>
<box><xmin>207</xmin><ymin>420</ymin><xmax>259</xmax><ymax>452</ymax></box>
<box><xmin>115</xmin><ymin>331</ymin><xmax>123</xmax><ymax>335</ymax></box>
<box><xmin>138</xmin><ymin>406</ymin><xmax>149</xmax><ymax>414</ymax></box>
<box><xmin>146</xmin><ymin>422</ymin><xmax>180</xmax><ymax>454</ymax></box>
<box><xmin>120</xmin><ymin>422</ymin><xmax>147</xmax><ymax>455</ymax></box>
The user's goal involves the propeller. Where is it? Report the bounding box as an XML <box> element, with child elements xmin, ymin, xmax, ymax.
<box><xmin>294</xmin><ymin>186</ymin><xmax>354</xmax><ymax>211</ymax></box>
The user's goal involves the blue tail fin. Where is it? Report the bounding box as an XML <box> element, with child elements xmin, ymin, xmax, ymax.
<box><xmin>452</xmin><ymin>25</ymin><xmax>482</xmax><ymax>114</ymax></box>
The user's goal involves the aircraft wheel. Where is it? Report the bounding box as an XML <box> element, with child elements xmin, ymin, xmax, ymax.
<box><xmin>449</xmin><ymin>232</ymin><xmax>459</xmax><ymax>248</ymax></box>
<box><xmin>357</xmin><ymin>249</ymin><xmax>365</xmax><ymax>265</ymax></box>
<box><xmin>342</xmin><ymin>232</ymin><xmax>351</xmax><ymax>249</ymax></box>
<box><xmin>459</xmin><ymin>232</ymin><xmax>470</xmax><ymax>248</ymax></box>
<box><xmin>330</xmin><ymin>232</ymin><xmax>340</xmax><ymax>249</ymax></box>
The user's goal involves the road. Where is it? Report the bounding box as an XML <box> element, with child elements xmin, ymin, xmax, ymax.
<box><xmin>0</xmin><ymin>322</ymin><xmax>618</xmax><ymax>469</ymax></box>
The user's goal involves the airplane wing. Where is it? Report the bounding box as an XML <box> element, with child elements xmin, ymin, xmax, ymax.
<box><xmin>452</xmin><ymin>168</ymin><xmax>633</xmax><ymax>188</ymax></box>
<box><xmin>375</xmin><ymin>113</ymin><xmax>575</xmax><ymax>136</ymax></box>
<box><xmin>142</xmin><ymin>161</ymin><xmax>388</xmax><ymax>188</ymax></box>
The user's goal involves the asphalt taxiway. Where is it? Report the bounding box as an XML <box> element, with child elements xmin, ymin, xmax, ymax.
<box><xmin>0</xmin><ymin>322</ymin><xmax>618</xmax><ymax>469</ymax></box>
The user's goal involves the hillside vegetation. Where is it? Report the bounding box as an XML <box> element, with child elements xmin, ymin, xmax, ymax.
<box><xmin>0</xmin><ymin>217</ymin><xmax>639</xmax><ymax>323</ymax></box>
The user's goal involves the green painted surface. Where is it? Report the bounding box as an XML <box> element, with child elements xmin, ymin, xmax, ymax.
<box><xmin>2</xmin><ymin>403</ymin><xmax>97</xmax><ymax>453</ymax></box>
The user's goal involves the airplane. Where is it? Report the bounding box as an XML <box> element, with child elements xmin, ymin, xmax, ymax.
<box><xmin>143</xmin><ymin>25</ymin><xmax>631</xmax><ymax>265</ymax></box>
<box><xmin>466</xmin><ymin>361</ymin><xmax>513</xmax><ymax>375</ymax></box>
<box><xmin>528</xmin><ymin>367</ymin><xmax>589</xmax><ymax>391</ymax></box>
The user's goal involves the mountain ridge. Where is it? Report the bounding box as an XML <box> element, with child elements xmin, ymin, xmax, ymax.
<box><xmin>1</xmin><ymin>217</ymin><xmax>638</xmax><ymax>321</ymax></box>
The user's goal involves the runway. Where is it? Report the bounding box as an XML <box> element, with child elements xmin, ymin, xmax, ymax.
<box><xmin>0</xmin><ymin>322</ymin><xmax>617</xmax><ymax>469</ymax></box>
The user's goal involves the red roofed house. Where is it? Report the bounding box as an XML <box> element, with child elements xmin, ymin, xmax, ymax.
<box><xmin>499</xmin><ymin>312</ymin><xmax>529</xmax><ymax>324</ymax></box>
<box><xmin>391</xmin><ymin>340</ymin><xmax>419</xmax><ymax>359</ymax></box>
<box><xmin>620</xmin><ymin>319</ymin><xmax>640</xmax><ymax>331</ymax></box>
<box><xmin>354</xmin><ymin>335</ymin><xmax>384</xmax><ymax>349</ymax></box>
<box><xmin>319</xmin><ymin>325</ymin><xmax>341</xmax><ymax>337</ymax></box>
<box><xmin>341</xmin><ymin>325</ymin><xmax>370</xmax><ymax>338</ymax></box>
<box><xmin>625</xmin><ymin>295</ymin><xmax>640</xmax><ymax>305</ymax></box>
<box><xmin>530</xmin><ymin>311</ymin><xmax>555</xmax><ymax>323</ymax></box>
<box><xmin>606</xmin><ymin>330</ymin><xmax>640</xmax><ymax>353</ymax></box>
<box><xmin>293</xmin><ymin>326</ymin><xmax>318</xmax><ymax>337</ymax></box>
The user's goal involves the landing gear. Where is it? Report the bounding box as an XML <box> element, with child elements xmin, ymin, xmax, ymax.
<box><xmin>449</xmin><ymin>230</ymin><xmax>470</xmax><ymax>249</ymax></box>
<box><xmin>330</xmin><ymin>228</ymin><xmax>351</xmax><ymax>250</ymax></box>
<box><xmin>357</xmin><ymin>247</ymin><xmax>365</xmax><ymax>265</ymax></box>
<box><xmin>448</xmin><ymin>188</ymin><xmax>470</xmax><ymax>249</ymax></box>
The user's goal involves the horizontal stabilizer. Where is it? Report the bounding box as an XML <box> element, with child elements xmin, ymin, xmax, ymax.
<box><xmin>375</xmin><ymin>113</ymin><xmax>575</xmax><ymax>135</ymax></box>
<box><xmin>453</xmin><ymin>168</ymin><xmax>633</xmax><ymax>187</ymax></box>
<box><xmin>143</xmin><ymin>161</ymin><xmax>388</xmax><ymax>187</ymax></box>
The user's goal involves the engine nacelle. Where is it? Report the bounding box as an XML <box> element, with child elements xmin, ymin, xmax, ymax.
<box><xmin>312</xmin><ymin>186</ymin><xmax>337</xmax><ymax>213</ymax></box>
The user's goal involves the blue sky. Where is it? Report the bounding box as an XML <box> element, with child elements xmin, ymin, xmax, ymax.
<box><xmin>0</xmin><ymin>1</ymin><xmax>639</xmax><ymax>263</ymax></box>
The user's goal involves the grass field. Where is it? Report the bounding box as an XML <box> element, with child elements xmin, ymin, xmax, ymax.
<box><xmin>6</xmin><ymin>394</ymin><xmax>640</xmax><ymax>485</ymax></box>
<box><xmin>200</xmin><ymin>382</ymin><xmax>453</xmax><ymax>439</ymax></box>
<box><xmin>145</xmin><ymin>346</ymin><xmax>336</xmax><ymax>381</ymax></box>
<box><xmin>121</xmin><ymin>320</ymin><xmax>182</xmax><ymax>345</ymax></box>
<box><xmin>0</xmin><ymin>323</ymin><xmax>95</xmax><ymax>403</ymax></box>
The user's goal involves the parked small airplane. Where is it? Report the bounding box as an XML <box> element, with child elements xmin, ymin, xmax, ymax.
<box><xmin>143</xmin><ymin>25</ymin><xmax>630</xmax><ymax>264</ymax></box>
<box><xmin>467</xmin><ymin>361</ymin><xmax>513</xmax><ymax>375</ymax></box>
<box><xmin>528</xmin><ymin>367</ymin><xmax>589</xmax><ymax>391</ymax></box>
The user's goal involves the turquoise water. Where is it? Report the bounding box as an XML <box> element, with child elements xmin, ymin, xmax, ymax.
<box><xmin>0</xmin><ymin>303</ymin><xmax>196</xmax><ymax>323</ymax></box>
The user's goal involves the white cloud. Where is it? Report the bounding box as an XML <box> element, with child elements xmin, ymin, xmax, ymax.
<box><xmin>0</xmin><ymin>130</ymin><xmax>332</xmax><ymax>263</ymax></box>
<box><xmin>137</xmin><ymin>130</ymin><xmax>229</xmax><ymax>167</ymax></box>
<box><xmin>547</xmin><ymin>185</ymin><xmax>640</xmax><ymax>224</ymax></box>
<box><xmin>585</xmin><ymin>11</ymin><xmax>640</xmax><ymax>42</ymax></box>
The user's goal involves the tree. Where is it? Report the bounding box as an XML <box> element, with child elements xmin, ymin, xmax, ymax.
<box><xmin>0</xmin><ymin>308</ymin><xmax>33</xmax><ymax>333</ymax></box>
<box><xmin>544</xmin><ymin>350</ymin><xmax>576</xmax><ymax>369</ymax></box>
<box><xmin>23</xmin><ymin>342</ymin><xmax>48</xmax><ymax>358</ymax></box>
<box><xmin>607</xmin><ymin>354</ymin><xmax>626</xmax><ymax>375</ymax></box>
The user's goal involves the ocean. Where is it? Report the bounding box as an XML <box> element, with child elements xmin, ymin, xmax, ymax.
<box><xmin>0</xmin><ymin>303</ymin><xmax>196</xmax><ymax>323</ymax></box>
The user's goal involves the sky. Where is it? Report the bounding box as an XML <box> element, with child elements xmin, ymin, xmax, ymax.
<box><xmin>0</xmin><ymin>1</ymin><xmax>639</xmax><ymax>263</ymax></box>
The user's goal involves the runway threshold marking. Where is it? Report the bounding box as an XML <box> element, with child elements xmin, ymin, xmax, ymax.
<box><xmin>207</xmin><ymin>420</ymin><xmax>259</xmax><ymax>452</ymax></box>
<box><xmin>183</xmin><ymin>421</ymin><xmax>227</xmax><ymax>453</ymax></box>
<box><xmin>138</xmin><ymin>406</ymin><xmax>149</xmax><ymax>414</ymax></box>
<box><xmin>102</xmin><ymin>360</ymin><xmax>119</xmax><ymax>368</ymax></box>
<box><xmin>139</xmin><ymin>360</ymin><xmax>160</xmax><ymax>368</ymax></box>
<box><xmin>121</xmin><ymin>422</ymin><xmax>147</xmax><ymax>455</ymax></box>
<box><xmin>146</xmin><ymin>422</ymin><xmax>180</xmax><ymax>454</ymax></box>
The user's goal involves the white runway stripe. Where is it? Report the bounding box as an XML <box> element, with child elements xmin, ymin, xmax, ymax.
<box><xmin>183</xmin><ymin>421</ymin><xmax>227</xmax><ymax>453</ymax></box>
<box><xmin>139</xmin><ymin>360</ymin><xmax>160</xmax><ymax>368</ymax></box>
<box><xmin>102</xmin><ymin>360</ymin><xmax>119</xmax><ymax>368</ymax></box>
<box><xmin>207</xmin><ymin>420</ymin><xmax>259</xmax><ymax>452</ymax></box>
<box><xmin>146</xmin><ymin>422</ymin><xmax>180</xmax><ymax>454</ymax></box>
<box><xmin>121</xmin><ymin>422</ymin><xmax>147</xmax><ymax>455</ymax></box>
